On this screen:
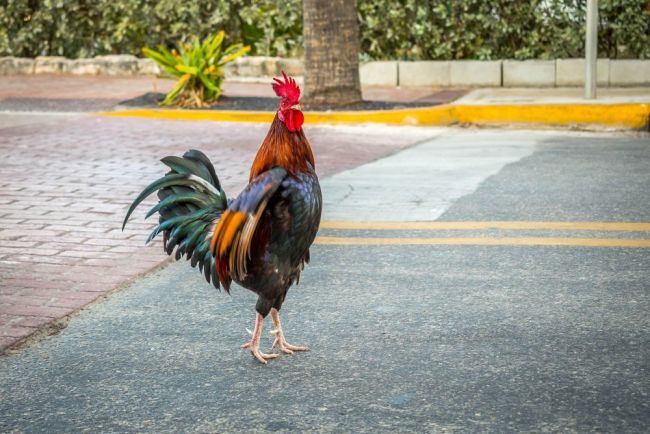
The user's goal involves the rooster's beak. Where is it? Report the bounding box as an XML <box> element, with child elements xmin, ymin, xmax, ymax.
<box><xmin>291</xmin><ymin>104</ymin><xmax>301</xmax><ymax>110</ymax></box>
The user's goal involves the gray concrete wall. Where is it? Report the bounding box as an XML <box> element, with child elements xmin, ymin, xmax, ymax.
<box><xmin>359</xmin><ymin>61</ymin><xmax>398</xmax><ymax>86</ymax></box>
<box><xmin>556</xmin><ymin>58</ymin><xmax>610</xmax><ymax>86</ymax></box>
<box><xmin>450</xmin><ymin>61</ymin><xmax>502</xmax><ymax>87</ymax></box>
<box><xmin>2</xmin><ymin>56</ymin><xmax>650</xmax><ymax>88</ymax></box>
<box><xmin>503</xmin><ymin>60</ymin><xmax>555</xmax><ymax>87</ymax></box>
<box><xmin>609</xmin><ymin>60</ymin><xmax>650</xmax><ymax>86</ymax></box>
<box><xmin>398</xmin><ymin>61</ymin><xmax>450</xmax><ymax>87</ymax></box>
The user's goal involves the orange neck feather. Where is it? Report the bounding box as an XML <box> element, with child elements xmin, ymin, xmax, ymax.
<box><xmin>249</xmin><ymin>114</ymin><xmax>315</xmax><ymax>181</ymax></box>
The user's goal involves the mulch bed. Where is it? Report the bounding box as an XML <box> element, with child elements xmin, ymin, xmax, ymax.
<box><xmin>118</xmin><ymin>92</ymin><xmax>443</xmax><ymax>111</ymax></box>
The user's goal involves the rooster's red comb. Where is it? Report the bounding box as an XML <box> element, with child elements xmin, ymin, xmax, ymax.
<box><xmin>272</xmin><ymin>71</ymin><xmax>301</xmax><ymax>104</ymax></box>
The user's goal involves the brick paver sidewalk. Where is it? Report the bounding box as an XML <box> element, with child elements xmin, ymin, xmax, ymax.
<box><xmin>0</xmin><ymin>75</ymin><xmax>464</xmax><ymax>112</ymax></box>
<box><xmin>0</xmin><ymin>114</ymin><xmax>436</xmax><ymax>352</ymax></box>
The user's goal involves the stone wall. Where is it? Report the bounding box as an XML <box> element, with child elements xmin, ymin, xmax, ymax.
<box><xmin>0</xmin><ymin>55</ymin><xmax>157</xmax><ymax>76</ymax></box>
<box><xmin>1</xmin><ymin>55</ymin><xmax>649</xmax><ymax>87</ymax></box>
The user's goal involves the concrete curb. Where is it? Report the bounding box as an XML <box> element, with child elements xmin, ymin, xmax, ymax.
<box><xmin>97</xmin><ymin>103</ymin><xmax>650</xmax><ymax>130</ymax></box>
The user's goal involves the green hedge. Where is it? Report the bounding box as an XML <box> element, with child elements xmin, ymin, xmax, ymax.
<box><xmin>0</xmin><ymin>0</ymin><xmax>303</xmax><ymax>58</ymax></box>
<box><xmin>358</xmin><ymin>0</ymin><xmax>650</xmax><ymax>60</ymax></box>
<box><xmin>1</xmin><ymin>0</ymin><xmax>648</xmax><ymax>60</ymax></box>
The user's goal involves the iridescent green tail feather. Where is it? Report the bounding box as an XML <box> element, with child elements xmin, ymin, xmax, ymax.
<box><xmin>122</xmin><ymin>149</ymin><xmax>228</xmax><ymax>290</ymax></box>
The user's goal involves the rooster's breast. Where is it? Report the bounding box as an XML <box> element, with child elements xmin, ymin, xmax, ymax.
<box><xmin>239</xmin><ymin>171</ymin><xmax>321</xmax><ymax>297</ymax></box>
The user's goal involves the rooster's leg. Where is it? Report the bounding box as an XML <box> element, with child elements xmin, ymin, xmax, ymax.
<box><xmin>241</xmin><ymin>312</ymin><xmax>278</xmax><ymax>364</ymax></box>
<box><xmin>269</xmin><ymin>308</ymin><xmax>308</xmax><ymax>354</ymax></box>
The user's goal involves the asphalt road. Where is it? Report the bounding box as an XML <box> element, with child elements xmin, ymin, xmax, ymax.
<box><xmin>1</xmin><ymin>129</ymin><xmax>649</xmax><ymax>433</ymax></box>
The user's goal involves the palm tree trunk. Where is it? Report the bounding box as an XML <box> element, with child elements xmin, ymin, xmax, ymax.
<box><xmin>302</xmin><ymin>0</ymin><xmax>362</xmax><ymax>107</ymax></box>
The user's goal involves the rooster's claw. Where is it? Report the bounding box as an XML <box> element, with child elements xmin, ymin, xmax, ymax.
<box><xmin>241</xmin><ymin>341</ymin><xmax>279</xmax><ymax>364</ymax></box>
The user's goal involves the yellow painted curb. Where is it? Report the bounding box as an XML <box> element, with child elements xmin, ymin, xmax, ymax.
<box><xmin>97</xmin><ymin>102</ymin><xmax>650</xmax><ymax>129</ymax></box>
<box><xmin>451</xmin><ymin>104</ymin><xmax>650</xmax><ymax>129</ymax></box>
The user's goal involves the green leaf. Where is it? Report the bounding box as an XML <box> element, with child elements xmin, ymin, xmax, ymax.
<box><xmin>175</xmin><ymin>64</ymin><xmax>198</xmax><ymax>75</ymax></box>
<box><xmin>218</xmin><ymin>44</ymin><xmax>250</xmax><ymax>65</ymax></box>
<box><xmin>206</xmin><ymin>31</ymin><xmax>225</xmax><ymax>57</ymax></box>
<box><xmin>161</xmin><ymin>73</ymin><xmax>191</xmax><ymax>106</ymax></box>
<box><xmin>198</xmin><ymin>70</ymin><xmax>219</xmax><ymax>92</ymax></box>
<box><xmin>142</xmin><ymin>47</ymin><xmax>180</xmax><ymax>76</ymax></box>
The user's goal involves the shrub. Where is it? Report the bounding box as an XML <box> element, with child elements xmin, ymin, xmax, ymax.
<box><xmin>1</xmin><ymin>0</ymin><xmax>648</xmax><ymax>61</ymax></box>
<box><xmin>357</xmin><ymin>0</ymin><xmax>650</xmax><ymax>61</ymax></box>
<box><xmin>143</xmin><ymin>31</ymin><xmax>250</xmax><ymax>108</ymax></box>
<box><xmin>0</xmin><ymin>0</ymin><xmax>300</xmax><ymax>59</ymax></box>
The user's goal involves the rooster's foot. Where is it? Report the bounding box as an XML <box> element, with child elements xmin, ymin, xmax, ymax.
<box><xmin>241</xmin><ymin>341</ymin><xmax>279</xmax><ymax>364</ymax></box>
<box><xmin>269</xmin><ymin>308</ymin><xmax>308</xmax><ymax>355</ymax></box>
<box><xmin>270</xmin><ymin>329</ymin><xmax>308</xmax><ymax>354</ymax></box>
<box><xmin>242</xmin><ymin>312</ymin><xmax>278</xmax><ymax>364</ymax></box>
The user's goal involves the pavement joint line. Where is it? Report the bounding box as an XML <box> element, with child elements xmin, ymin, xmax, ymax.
<box><xmin>319</xmin><ymin>221</ymin><xmax>650</xmax><ymax>231</ymax></box>
<box><xmin>95</xmin><ymin>103</ymin><xmax>650</xmax><ymax>129</ymax></box>
<box><xmin>314</xmin><ymin>236</ymin><xmax>650</xmax><ymax>248</ymax></box>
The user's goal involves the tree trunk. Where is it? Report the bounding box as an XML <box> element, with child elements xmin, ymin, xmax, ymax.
<box><xmin>302</xmin><ymin>0</ymin><xmax>362</xmax><ymax>107</ymax></box>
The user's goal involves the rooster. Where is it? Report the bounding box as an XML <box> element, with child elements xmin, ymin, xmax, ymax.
<box><xmin>122</xmin><ymin>72</ymin><xmax>322</xmax><ymax>364</ymax></box>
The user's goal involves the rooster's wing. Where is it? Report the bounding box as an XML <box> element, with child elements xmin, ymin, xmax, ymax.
<box><xmin>210</xmin><ymin>167</ymin><xmax>287</xmax><ymax>290</ymax></box>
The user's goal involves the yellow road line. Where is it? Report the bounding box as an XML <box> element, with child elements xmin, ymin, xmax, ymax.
<box><xmin>96</xmin><ymin>103</ymin><xmax>650</xmax><ymax>129</ymax></box>
<box><xmin>319</xmin><ymin>221</ymin><xmax>650</xmax><ymax>231</ymax></box>
<box><xmin>314</xmin><ymin>236</ymin><xmax>650</xmax><ymax>248</ymax></box>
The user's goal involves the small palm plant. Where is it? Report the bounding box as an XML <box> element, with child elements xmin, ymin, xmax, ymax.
<box><xmin>143</xmin><ymin>31</ymin><xmax>250</xmax><ymax>108</ymax></box>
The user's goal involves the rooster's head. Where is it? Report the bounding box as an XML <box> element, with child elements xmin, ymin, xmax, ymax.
<box><xmin>272</xmin><ymin>71</ymin><xmax>303</xmax><ymax>132</ymax></box>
